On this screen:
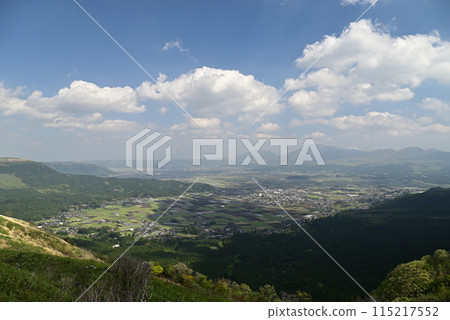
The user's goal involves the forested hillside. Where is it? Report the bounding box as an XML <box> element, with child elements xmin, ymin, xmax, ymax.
<box><xmin>0</xmin><ymin>158</ymin><xmax>208</xmax><ymax>220</ymax></box>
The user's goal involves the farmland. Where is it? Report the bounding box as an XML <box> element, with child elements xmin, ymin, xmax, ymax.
<box><xmin>37</xmin><ymin>193</ymin><xmax>308</xmax><ymax>239</ymax></box>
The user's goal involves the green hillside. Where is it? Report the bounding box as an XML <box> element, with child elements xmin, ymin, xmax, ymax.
<box><xmin>0</xmin><ymin>158</ymin><xmax>208</xmax><ymax>221</ymax></box>
<box><xmin>0</xmin><ymin>213</ymin><xmax>105</xmax><ymax>301</ymax></box>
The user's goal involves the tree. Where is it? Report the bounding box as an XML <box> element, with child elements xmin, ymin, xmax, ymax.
<box><xmin>374</xmin><ymin>250</ymin><xmax>450</xmax><ymax>302</ymax></box>
<box><xmin>81</xmin><ymin>256</ymin><xmax>151</xmax><ymax>302</ymax></box>
<box><xmin>151</xmin><ymin>265</ymin><xmax>164</xmax><ymax>276</ymax></box>
<box><xmin>257</xmin><ymin>284</ymin><xmax>280</xmax><ymax>302</ymax></box>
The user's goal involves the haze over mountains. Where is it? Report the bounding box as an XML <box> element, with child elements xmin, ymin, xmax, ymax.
<box><xmin>39</xmin><ymin>146</ymin><xmax>450</xmax><ymax>178</ymax></box>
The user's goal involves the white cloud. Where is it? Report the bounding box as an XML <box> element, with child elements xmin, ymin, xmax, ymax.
<box><xmin>288</xmin><ymin>88</ymin><xmax>340</xmax><ymax>117</ymax></box>
<box><xmin>417</xmin><ymin>116</ymin><xmax>433</xmax><ymax>124</ymax></box>
<box><xmin>87</xmin><ymin>119</ymin><xmax>140</xmax><ymax>132</ymax></box>
<box><xmin>330</xmin><ymin>112</ymin><xmax>419</xmax><ymax>136</ymax></box>
<box><xmin>258</xmin><ymin>122</ymin><xmax>280</xmax><ymax>132</ymax></box>
<box><xmin>170</xmin><ymin>117</ymin><xmax>222</xmax><ymax>132</ymax></box>
<box><xmin>162</xmin><ymin>40</ymin><xmax>190</xmax><ymax>55</ymax></box>
<box><xmin>288</xmin><ymin>118</ymin><xmax>329</xmax><ymax>127</ymax></box>
<box><xmin>286</xmin><ymin>19</ymin><xmax>450</xmax><ymax>117</ymax></box>
<box><xmin>254</xmin><ymin>133</ymin><xmax>280</xmax><ymax>139</ymax></box>
<box><xmin>43</xmin><ymin>113</ymin><xmax>139</xmax><ymax>132</ymax></box>
<box><xmin>158</xmin><ymin>106</ymin><xmax>169</xmax><ymax>114</ymax></box>
<box><xmin>0</xmin><ymin>81</ymin><xmax>145</xmax><ymax>120</ymax></box>
<box><xmin>0</xmin><ymin>83</ymin><xmax>58</xmax><ymax>119</ymax></box>
<box><xmin>420</xmin><ymin>97</ymin><xmax>450</xmax><ymax>119</ymax></box>
<box><xmin>44</xmin><ymin>113</ymin><xmax>103</xmax><ymax>129</ymax></box>
<box><xmin>341</xmin><ymin>0</ymin><xmax>377</xmax><ymax>5</ymax></box>
<box><xmin>427</xmin><ymin>124</ymin><xmax>450</xmax><ymax>134</ymax></box>
<box><xmin>309</xmin><ymin>131</ymin><xmax>326</xmax><ymax>139</ymax></box>
<box><xmin>0</xmin><ymin>81</ymin><xmax>146</xmax><ymax>134</ymax></box>
<box><xmin>137</xmin><ymin>66</ymin><xmax>283</xmax><ymax>123</ymax></box>
<box><xmin>30</xmin><ymin>80</ymin><xmax>145</xmax><ymax>114</ymax></box>
<box><xmin>191</xmin><ymin>117</ymin><xmax>222</xmax><ymax>129</ymax></box>
<box><xmin>330</xmin><ymin>111</ymin><xmax>450</xmax><ymax>137</ymax></box>
<box><xmin>296</xmin><ymin>20</ymin><xmax>450</xmax><ymax>85</ymax></box>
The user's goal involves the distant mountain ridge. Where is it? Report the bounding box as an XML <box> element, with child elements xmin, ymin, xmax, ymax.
<box><xmin>313</xmin><ymin>146</ymin><xmax>450</xmax><ymax>166</ymax></box>
<box><xmin>239</xmin><ymin>145</ymin><xmax>450</xmax><ymax>165</ymax></box>
<box><xmin>49</xmin><ymin>146</ymin><xmax>450</xmax><ymax>169</ymax></box>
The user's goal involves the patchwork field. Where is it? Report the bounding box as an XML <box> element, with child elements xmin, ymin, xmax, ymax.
<box><xmin>153</xmin><ymin>194</ymin><xmax>292</xmax><ymax>230</ymax></box>
<box><xmin>38</xmin><ymin>194</ymin><xmax>310</xmax><ymax>237</ymax></box>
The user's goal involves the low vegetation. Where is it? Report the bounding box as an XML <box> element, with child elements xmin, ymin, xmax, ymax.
<box><xmin>0</xmin><ymin>215</ymin><xmax>96</xmax><ymax>260</ymax></box>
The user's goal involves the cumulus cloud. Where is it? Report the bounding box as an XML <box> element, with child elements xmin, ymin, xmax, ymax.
<box><xmin>137</xmin><ymin>66</ymin><xmax>283</xmax><ymax>123</ymax></box>
<box><xmin>297</xmin><ymin>20</ymin><xmax>450</xmax><ymax>86</ymax></box>
<box><xmin>30</xmin><ymin>80</ymin><xmax>145</xmax><ymax>114</ymax></box>
<box><xmin>258</xmin><ymin>122</ymin><xmax>280</xmax><ymax>132</ymax></box>
<box><xmin>309</xmin><ymin>131</ymin><xmax>326</xmax><ymax>139</ymax></box>
<box><xmin>330</xmin><ymin>111</ymin><xmax>450</xmax><ymax>137</ymax></box>
<box><xmin>286</xmin><ymin>19</ymin><xmax>450</xmax><ymax>117</ymax></box>
<box><xmin>420</xmin><ymin>97</ymin><xmax>450</xmax><ymax>119</ymax></box>
<box><xmin>330</xmin><ymin>112</ymin><xmax>419</xmax><ymax>135</ymax></box>
<box><xmin>0</xmin><ymin>81</ymin><xmax>145</xmax><ymax>120</ymax></box>
<box><xmin>44</xmin><ymin>113</ymin><xmax>103</xmax><ymax>129</ymax></box>
<box><xmin>0</xmin><ymin>81</ymin><xmax>144</xmax><ymax>133</ymax></box>
<box><xmin>169</xmin><ymin>117</ymin><xmax>224</xmax><ymax>134</ymax></box>
<box><xmin>44</xmin><ymin>113</ymin><xmax>139</xmax><ymax>132</ymax></box>
<box><xmin>427</xmin><ymin>124</ymin><xmax>450</xmax><ymax>134</ymax></box>
<box><xmin>191</xmin><ymin>117</ymin><xmax>222</xmax><ymax>129</ymax></box>
<box><xmin>0</xmin><ymin>83</ymin><xmax>58</xmax><ymax>119</ymax></box>
<box><xmin>288</xmin><ymin>88</ymin><xmax>340</xmax><ymax>117</ymax></box>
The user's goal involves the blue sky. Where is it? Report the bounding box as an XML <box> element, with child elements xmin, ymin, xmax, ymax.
<box><xmin>1</xmin><ymin>0</ymin><xmax>450</xmax><ymax>161</ymax></box>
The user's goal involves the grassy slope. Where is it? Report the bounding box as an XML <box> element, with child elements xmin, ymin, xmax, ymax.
<box><xmin>0</xmin><ymin>214</ymin><xmax>97</xmax><ymax>259</ymax></box>
<box><xmin>0</xmin><ymin>250</ymin><xmax>105</xmax><ymax>301</ymax></box>
<box><xmin>0</xmin><ymin>214</ymin><xmax>235</xmax><ymax>302</ymax></box>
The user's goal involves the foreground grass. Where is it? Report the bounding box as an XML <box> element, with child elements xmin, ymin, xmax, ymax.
<box><xmin>0</xmin><ymin>250</ymin><xmax>105</xmax><ymax>301</ymax></box>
